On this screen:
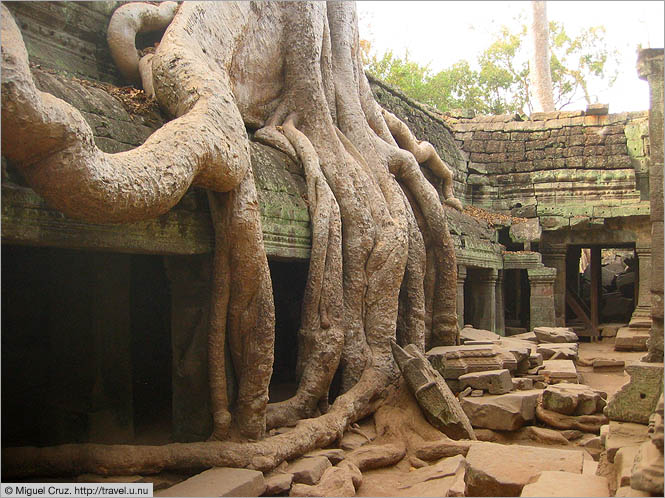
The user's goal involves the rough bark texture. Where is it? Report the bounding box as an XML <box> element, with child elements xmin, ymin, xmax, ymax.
<box><xmin>1</xmin><ymin>1</ymin><xmax>460</xmax><ymax>476</ymax></box>
<box><xmin>530</xmin><ymin>0</ymin><xmax>555</xmax><ymax>112</ymax></box>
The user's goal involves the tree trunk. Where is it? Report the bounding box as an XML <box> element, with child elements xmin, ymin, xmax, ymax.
<box><xmin>1</xmin><ymin>1</ymin><xmax>462</xmax><ymax>476</ymax></box>
<box><xmin>530</xmin><ymin>0</ymin><xmax>555</xmax><ymax>112</ymax></box>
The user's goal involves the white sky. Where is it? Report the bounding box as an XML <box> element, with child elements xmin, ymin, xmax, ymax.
<box><xmin>357</xmin><ymin>1</ymin><xmax>665</xmax><ymax>112</ymax></box>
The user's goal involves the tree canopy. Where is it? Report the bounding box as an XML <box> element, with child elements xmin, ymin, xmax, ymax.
<box><xmin>365</xmin><ymin>19</ymin><xmax>619</xmax><ymax>115</ymax></box>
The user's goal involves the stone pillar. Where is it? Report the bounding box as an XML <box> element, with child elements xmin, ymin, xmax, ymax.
<box><xmin>495</xmin><ymin>270</ymin><xmax>506</xmax><ymax>336</ymax></box>
<box><xmin>541</xmin><ymin>245</ymin><xmax>567</xmax><ymax>326</ymax></box>
<box><xmin>527</xmin><ymin>267</ymin><xmax>557</xmax><ymax>329</ymax></box>
<box><xmin>457</xmin><ymin>265</ymin><xmax>467</xmax><ymax>330</ymax></box>
<box><xmin>638</xmin><ymin>48</ymin><xmax>664</xmax><ymax>362</ymax></box>
<box><xmin>165</xmin><ymin>254</ymin><xmax>214</xmax><ymax>442</ymax></box>
<box><xmin>630</xmin><ymin>245</ymin><xmax>653</xmax><ymax>327</ymax></box>
<box><xmin>478</xmin><ymin>269</ymin><xmax>498</xmax><ymax>332</ymax></box>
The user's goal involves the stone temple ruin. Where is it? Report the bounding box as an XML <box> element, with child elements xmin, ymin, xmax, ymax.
<box><xmin>1</xmin><ymin>2</ymin><xmax>663</xmax><ymax>497</ymax></box>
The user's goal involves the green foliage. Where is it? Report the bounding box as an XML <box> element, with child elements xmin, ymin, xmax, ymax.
<box><xmin>365</xmin><ymin>20</ymin><xmax>619</xmax><ymax>115</ymax></box>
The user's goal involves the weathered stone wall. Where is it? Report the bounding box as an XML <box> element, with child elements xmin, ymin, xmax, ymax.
<box><xmin>444</xmin><ymin>111</ymin><xmax>651</xmax><ymax>232</ymax></box>
<box><xmin>368</xmin><ymin>74</ymin><xmax>469</xmax><ymax>204</ymax></box>
<box><xmin>5</xmin><ymin>1</ymin><xmax>123</xmax><ymax>85</ymax></box>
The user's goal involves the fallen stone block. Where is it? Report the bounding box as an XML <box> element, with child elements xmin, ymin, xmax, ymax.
<box><xmin>288</xmin><ymin>456</ymin><xmax>331</xmax><ymax>485</ymax></box>
<box><xmin>605</xmin><ymin>362</ymin><xmax>664</xmax><ymax>424</ymax></box>
<box><xmin>615</xmin><ymin>446</ymin><xmax>640</xmax><ymax>488</ymax></box>
<box><xmin>426</xmin><ymin>344</ymin><xmax>503</xmax><ymax>380</ymax></box>
<box><xmin>540</xmin><ymin>359</ymin><xmax>579</xmax><ymax>384</ymax></box>
<box><xmin>528</xmin><ymin>352</ymin><xmax>543</xmax><ymax>367</ymax></box>
<box><xmin>464</xmin><ymin>442</ymin><xmax>584</xmax><ymax>496</ymax></box>
<box><xmin>263</xmin><ymin>473</ymin><xmax>293</xmax><ymax>496</ymax></box>
<box><xmin>398</xmin><ymin>454</ymin><xmax>467</xmax><ymax>489</ymax></box>
<box><xmin>336</xmin><ymin>461</ymin><xmax>362</xmax><ymax>490</ymax></box>
<box><xmin>605</xmin><ymin>421</ymin><xmax>650</xmax><ymax>463</ymax></box>
<box><xmin>393</xmin><ymin>342</ymin><xmax>476</xmax><ymax>440</ymax></box>
<box><xmin>459</xmin><ymin>369</ymin><xmax>513</xmax><ymax>394</ymax></box>
<box><xmin>470</xmin><ymin>389</ymin><xmax>484</xmax><ymax>397</ymax></box>
<box><xmin>460</xmin><ymin>390</ymin><xmax>540</xmax><ymax>431</ymax></box>
<box><xmin>460</xmin><ymin>326</ymin><xmax>501</xmax><ymax>343</ymax></box>
<box><xmin>511</xmin><ymin>331</ymin><xmax>538</xmax><ymax>343</ymax></box>
<box><xmin>630</xmin><ymin>439</ymin><xmax>664</xmax><ymax>495</ymax></box>
<box><xmin>289</xmin><ymin>467</ymin><xmax>355</xmax><ymax>497</ymax></box>
<box><xmin>615</xmin><ymin>328</ymin><xmax>649</xmax><ymax>352</ymax></box>
<box><xmin>158</xmin><ymin>468</ymin><xmax>266</xmax><ymax>497</ymax></box>
<box><xmin>593</xmin><ymin>358</ymin><xmax>625</xmax><ymax>371</ymax></box>
<box><xmin>542</xmin><ymin>383</ymin><xmax>607</xmax><ymax>416</ymax></box>
<box><xmin>536</xmin><ymin>400</ymin><xmax>608</xmax><ymax>433</ymax></box>
<box><xmin>414</xmin><ymin>439</ymin><xmax>473</xmax><ymax>461</ymax></box>
<box><xmin>512</xmin><ymin>377</ymin><xmax>533</xmax><ymax>390</ymax></box>
<box><xmin>520</xmin><ymin>470</ymin><xmax>609</xmax><ymax>497</ymax></box>
<box><xmin>345</xmin><ymin>443</ymin><xmax>406</xmax><ymax>471</ymax></box>
<box><xmin>533</xmin><ymin>326</ymin><xmax>578</xmax><ymax>343</ymax></box>
<box><xmin>581</xmin><ymin>435</ymin><xmax>603</xmax><ymax>461</ymax></box>
<box><xmin>302</xmin><ymin>448</ymin><xmax>346</xmax><ymax>464</ymax></box>
<box><xmin>537</xmin><ymin>343</ymin><xmax>578</xmax><ymax>361</ymax></box>
<box><xmin>561</xmin><ymin>429</ymin><xmax>584</xmax><ymax>441</ymax></box>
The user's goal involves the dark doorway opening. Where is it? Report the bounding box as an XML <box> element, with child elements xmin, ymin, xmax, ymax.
<box><xmin>1</xmin><ymin>245</ymin><xmax>172</xmax><ymax>447</ymax></box>
<box><xmin>503</xmin><ymin>269</ymin><xmax>530</xmax><ymax>334</ymax></box>
<box><xmin>267</xmin><ymin>259</ymin><xmax>308</xmax><ymax>403</ymax></box>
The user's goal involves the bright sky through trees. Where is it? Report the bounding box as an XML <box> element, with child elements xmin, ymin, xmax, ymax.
<box><xmin>358</xmin><ymin>1</ymin><xmax>664</xmax><ymax>113</ymax></box>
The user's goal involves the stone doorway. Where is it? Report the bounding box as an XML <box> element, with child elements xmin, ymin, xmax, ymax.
<box><xmin>1</xmin><ymin>245</ymin><xmax>172</xmax><ymax>447</ymax></box>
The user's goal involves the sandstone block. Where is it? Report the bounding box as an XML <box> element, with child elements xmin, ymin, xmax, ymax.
<box><xmin>605</xmin><ymin>421</ymin><xmax>650</xmax><ymax>463</ymax></box>
<box><xmin>540</xmin><ymin>359</ymin><xmax>579</xmax><ymax>384</ymax></box>
<box><xmin>263</xmin><ymin>473</ymin><xmax>293</xmax><ymax>496</ymax></box>
<box><xmin>537</xmin><ymin>343</ymin><xmax>578</xmax><ymax>361</ymax></box>
<box><xmin>415</xmin><ymin>439</ymin><xmax>473</xmax><ymax>461</ymax></box>
<box><xmin>393</xmin><ymin>342</ymin><xmax>476</xmax><ymax>440</ymax></box>
<box><xmin>460</xmin><ymin>390</ymin><xmax>541</xmax><ymax>431</ymax></box>
<box><xmin>459</xmin><ymin>369</ymin><xmax>513</xmax><ymax>394</ymax></box>
<box><xmin>615</xmin><ymin>446</ymin><xmax>640</xmax><ymax>487</ymax></box>
<box><xmin>288</xmin><ymin>456</ymin><xmax>331</xmax><ymax>485</ymax></box>
<box><xmin>536</xmin><ymin>399</ymin><xmax>609</xmax><ymax>433</ymax></box>
<box><xmin>426</xmin><ymin>344</ymin><xmax>503</xmax><ymax>379</ymax></box>
<box><xmin>512</xmin><ymin>377</ymin><xmax>534</xmax><ymax>390</ymax></box>
<box><xmin>615</xmin><ymin>328</ymin><xmax>649</xmax><ymax>351</ymax></box>
<box><xmin>520</xmin><ymin>471</ymin><xmax>609</xmax><ymax>497</ymax></box>
<box><xmin>398</xmin><ymin>454</ymin><xmax>467</xmax><ymax>490</ymax></box>
<box><xmin>464</xmin><ymin>442</ymin><xmax>584</xmax><ymax>496</ymax></box>
<box><xmin>303</xmin><ymin>448</ymin><xmax>346</xmax><ymax>464</ymax></box>
<box><xmin>534</xmin><ymin>327</ymin><xmax>578</xmax><ymax>343</ymax></box>
<box><xmin>542</xmin><ymin>383</ymin><xmax>607</xmax><ymax>416</ymax></box>
<box><xmin>345</xmin><ymin>443</ymin><xmax>406</xmax><ymax>471</ymax></box>
<box><xmin>605</xmin><ymin>363</ymin><xmax>664</xmax><ymax>424</ymax></box>
<box><xmin>157</xmin><ymin>468</ymin><xmax>266</xmax><ymax>497</ymax></box>
<box><xmin>460</xmin><ymin>326</ymin><xmax>501</xmax><ymax>343</ymax></box>
<box><xmin>289</xmin><ymin>467</ymin><xmax>355</xmax><ymax>497</ymax></box>
<box><xmin>593</xmin><ymin>358</ymin><xmax>625</xmax><ymax>371</ymax></box>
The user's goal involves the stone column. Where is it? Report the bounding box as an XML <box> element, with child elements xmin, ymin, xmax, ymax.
<box><xmin>527</xmin><ymin>267</ymin><xmax>557</xmax><ymax>329</ymax></box>
<box><xmin>457</xmin><ymin>265</ymin><xmax>467</xmax><ymax>330</ymax></box>
<box><xmin>541</xmin><ymin>244</ymin><xmax>567</xmax><ymax>326</ymax></box>
<box><xmin>638</xmin><ymin>48</ymin><xmax>664</xmax><ymax>362</ymax></box>
<box><xmin>478</xmin><ymin>268</ymin><xmax>498</xmax><ymax>332</ymax></box>
<box><xmin>495</xmin><ymin>270</ymin><xmax>506</xmax><ymax>336</ymax></box>
<box><xmin>630</xmin><ymin>245</ymin><xmax>652</xmax><ymax>327</ymax></box>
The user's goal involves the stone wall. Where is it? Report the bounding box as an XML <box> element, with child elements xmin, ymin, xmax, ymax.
<box><xmin>444</xmin><ymin>111</ymin><xmax>650</xmax><ymax>232</ymax></box>
<box><xmin>368</xmin><ymin>74</ymin><xmax>469</xmax><ymax>204</ymax></box>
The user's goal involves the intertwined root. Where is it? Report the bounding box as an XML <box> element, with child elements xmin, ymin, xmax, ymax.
<box><xmin>1</xmin><ymin>0</ymin><xmax>462</xmax><ymax>477</ymax></box>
